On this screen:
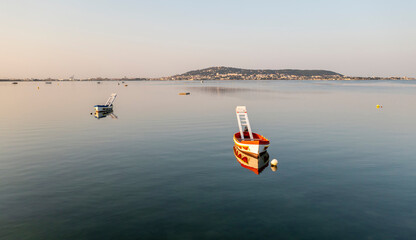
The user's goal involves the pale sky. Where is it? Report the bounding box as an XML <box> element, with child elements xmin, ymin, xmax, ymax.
<box><xmin>0</xmin><ymin>0</ymin><xmax>415</xmax><ymax>79</ymax></box>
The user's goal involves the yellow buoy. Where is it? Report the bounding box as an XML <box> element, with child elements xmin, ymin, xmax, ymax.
<box><xmin>37</xmin><ymin>87</ymin><xmax>39</xmax><ymax>90</ymax></box>
<box><xmin>376</xmin><ymin>105</ymin><xmax>380</xmax><ymax>109</ymax></box>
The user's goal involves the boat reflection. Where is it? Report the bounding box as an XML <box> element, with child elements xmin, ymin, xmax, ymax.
<box><xmin>94</xmin><ymin>111</ymin><xmax>118</xmax><ymax>119</ymax></box>
<box><xmin>233</xmin><ymin>145</ymin><xmax>269</xmax><ymax>175</ymax></box>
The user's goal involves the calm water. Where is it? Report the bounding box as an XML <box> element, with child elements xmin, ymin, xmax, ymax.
<box><xmin>1</xmin><ymin>80</ymin><xmax>416</xmax><ymax>239</ymax></box>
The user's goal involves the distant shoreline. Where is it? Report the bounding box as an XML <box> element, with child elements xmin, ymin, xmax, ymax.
<box><xmin>2</xmin><ymin>78</ymin><xmax>416</xmax><ymax>82</ymax></box>
<box><xmin>1</xmin><ymin>66</ymin><xmax>415</xmax><ymax>81</ymax></box>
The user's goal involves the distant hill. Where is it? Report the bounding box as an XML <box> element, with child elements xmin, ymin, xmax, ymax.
<box><xmin>182</xmin><ymin>67</ymin><xmax>342</xmax><ymax>77</ymax></box>
<box><xmin>159</xmin><ymin>66</ymin><xmax>344</xmax><ymax>80</ymax></box>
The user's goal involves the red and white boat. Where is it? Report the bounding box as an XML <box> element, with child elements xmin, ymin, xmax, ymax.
<box><xmin>233</xmin><ymin>106</ymin><xmax>270</xmax><ymax>157</ymax></box>
<box><xmin>233</xmin><ymin>146</ymin><xmax>269</xmax><ymax>175</ymax></box>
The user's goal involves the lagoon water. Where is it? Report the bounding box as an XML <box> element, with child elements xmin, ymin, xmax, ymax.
<box><xmin>1</xmin><ymin>80</ymin><xmax>416</xmax><ymax>239</ymax></box>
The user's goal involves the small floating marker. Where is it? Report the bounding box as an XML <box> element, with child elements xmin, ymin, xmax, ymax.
<box><xmin>37</xmin><ymin>87</ymin><xmax>39</xmax><ymax>89</ymax></box>
<box><xmin>179</xmin><ymin>92</ymin><xmax>190</xmax><ymax>95</ymax></box>
<box><xmin>376</xmin><ymin>104</ymin><xmax>383</xmax><ymax>109</ymax></box>
<box><xmin>125</xmin><ymin>84</ymin><xmax>128</xmax><ymax>87</ymax></box>
<box><xmin>271</xmin><ymin>159</ymin><xmax>278</xmax><ymax>166</ymax></box>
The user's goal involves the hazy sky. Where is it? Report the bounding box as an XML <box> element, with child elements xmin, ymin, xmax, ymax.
<box><xmin>1</xmin><ymin>0</ymin><xmax>415</xmax><ymax>78</ymax></box>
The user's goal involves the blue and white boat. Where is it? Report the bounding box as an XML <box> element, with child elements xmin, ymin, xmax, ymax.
<box><xmin>94</xmin><ymin>93</ymin><xmax>117</xmax><ymax>112</ymax></box>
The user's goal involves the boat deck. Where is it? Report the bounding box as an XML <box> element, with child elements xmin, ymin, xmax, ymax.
<box><xmin>235</xmin><ymin>137</ymin><xmax>264</xmax><ymax>142</ymax></box>
<box><xmin>234</xmin><ymin>132</ymin><xmax>270</xmax><ymax>145</ymax></box>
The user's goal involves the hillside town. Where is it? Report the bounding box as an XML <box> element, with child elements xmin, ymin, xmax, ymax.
<box><xmin>156</xmin><ymin>67</ymin><xmax>414</xmax><ymax>81</ymax></box>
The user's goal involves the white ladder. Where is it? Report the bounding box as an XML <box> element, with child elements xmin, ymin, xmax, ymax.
<box><xmin>236</xmin><ymin>106</ymin><xmax>254</xmax><ymax>140</ymax></box>
<box><xmin>105</xmin><ymin>93</ymin><xmax>117</xmax><ymax>106</ymax></box>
